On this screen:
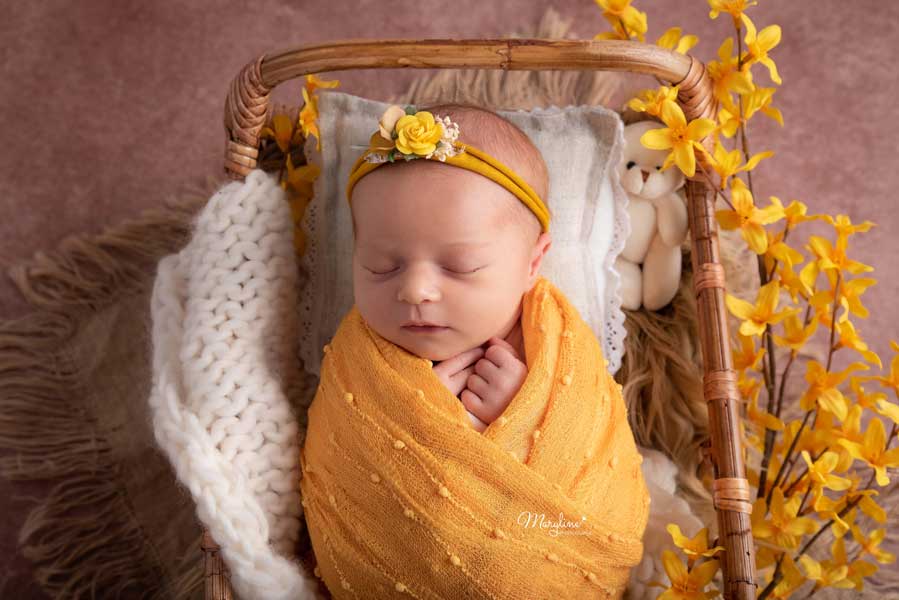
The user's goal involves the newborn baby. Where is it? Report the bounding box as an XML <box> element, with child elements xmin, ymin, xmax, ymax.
<box><xmin>350</xmin><ymin>103</ymin><xmax>552</xmax><ymax>432</ymax></box>
<box><xmin>299</xmin><ymin>101</ymin><xmax>649</xmax><ymax>599</ymax></box>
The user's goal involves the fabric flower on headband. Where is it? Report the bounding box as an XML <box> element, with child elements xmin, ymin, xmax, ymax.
<box><xmin>364</xmin><ymin>105</ymin><xmax>463</xmax><ymax>164</ymax></box>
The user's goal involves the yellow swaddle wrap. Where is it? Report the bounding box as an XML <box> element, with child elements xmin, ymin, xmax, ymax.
<box><xmin>299</xmin><ymin>276</ymin><xmax>650</xmax><ymax>599</ymax></box>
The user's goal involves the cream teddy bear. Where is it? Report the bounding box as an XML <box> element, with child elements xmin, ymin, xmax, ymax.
<box><xmin>615</xmin><ymin>121</ymin><xmax>689</xmax><ymax>311</ymax></box>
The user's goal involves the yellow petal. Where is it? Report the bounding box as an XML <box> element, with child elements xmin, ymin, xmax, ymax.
<box><xmin>660</xmin><ymin>100</ymin><xmax>687</xmax><ymax>128</ymax></box>
<box><xmin>743</xmin><ymin>150</ymin><xmax>774</xmax><ymax>171</ymax></box>
<box><xmin>641</xmin><ymin>128</ymin><xmax>673</xmax><ymax>150</ymax></box>
<box><xmin>660</xmin><ymin>549</ymin><xmax>688</xmax><ymax>583</ymax></box>
<box><xmin>726</xmin><ymin>294</ymin><xmax>757</xmax><ymax>321</ymax></box>
<box><xmin>757</xmin><ymin>25</ymin><xmax>782</xmax><ymax>52</ymax></box>
<box><xmin>656</xmin><ymin>26</ymin><xmax>682</xmax><ymax>49</ymax></box>
<box><xmin>743</xmin><ymin>223</ymin><xmax>769</xmax><ymax>254</ymax></box>
<box><xmin>716</xmin><ymin>210</ymin><xmax>742</xmax><ymax>230</ymax></box>
<box><xmin>690</xmin><ymin>559</ymin><xmax>721</xmax><ymax>587</ymax></box>
<box><xmin>674</xmin><ymin>143</ymin><xmax>697</xmax><ymax>177</ymax></box>
<box><xmin>686</xmin><ymin>117</ymin><xmax>717</xmax><ymax>140</ymax></box>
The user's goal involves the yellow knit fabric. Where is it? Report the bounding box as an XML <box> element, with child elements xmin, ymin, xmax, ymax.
<box><xmin>299</xmin><ymin>275</ymin><xmax>650</xmax><ymax>599</ymax></box>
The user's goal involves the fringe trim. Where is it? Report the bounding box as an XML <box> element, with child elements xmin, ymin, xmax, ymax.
<box><xmin>0</xmin><ymin>180</ymin><xmax>218</xmax><ymax>599</ymax></box>
<box><xmin>390</xmin><ymin>7</ymin><xmax>622</xmax><ymax>110</ymax></box>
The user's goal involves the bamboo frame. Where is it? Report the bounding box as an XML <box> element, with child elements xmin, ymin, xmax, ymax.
<box><xmin>209</xmin><ymin>38</ymin><xmax>757</xmax><ymax>599</ymax></box>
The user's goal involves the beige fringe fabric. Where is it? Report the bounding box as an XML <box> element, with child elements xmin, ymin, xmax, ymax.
<box><xmin>3</xmin><ymin>6</ymin><xmax>897</xmax><ymax>598</ymax></box>
<box><xmin>0</xmin><ymin>192</ymin><xmax>212</xmax><ymax>599</ymax></box>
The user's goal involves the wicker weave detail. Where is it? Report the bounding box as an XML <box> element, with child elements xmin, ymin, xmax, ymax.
<box><xmin>674</xmin><ymin>56</ymin><xmax>716</xmax><ymax>121</ymax></box>
<box><xmin>672</xmin><ymin>55</ymin><xmax>717</xmax><ymax>179</ymax></box>
<box><xmin>713</xmin><ymin>477</ymin><xmax>753</xmax><ymax>514</ymax></box>
<box><xmin>224</xmin><ymin>55</ymin><xmax>272</xmax><ymax>179</ymax></box>
<box><xmin>703</xmin><ymin>369</ymin><xmax>740</xmax><ymax>403</ymax></box>
<box><xmin>201</xmin><ymin>530</ymin><xmax>234</xmax><ymax>600</ymax></box>
<box><xmin>693</xmin><ymin>262</ymin><xmax>726</xmax><ymax>295</ymax></box>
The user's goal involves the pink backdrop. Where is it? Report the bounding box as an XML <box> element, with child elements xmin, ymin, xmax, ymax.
<box><xmin>1</xmin><ymin>0</ymin><xmax>896</xmax><ymax>596</ymax></box>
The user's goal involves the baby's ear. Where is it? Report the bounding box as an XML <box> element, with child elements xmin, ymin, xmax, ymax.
<box><xmin>527</xmin><ymin>232</ymin><xmax>552</xmax><ymax>281</ymax></box>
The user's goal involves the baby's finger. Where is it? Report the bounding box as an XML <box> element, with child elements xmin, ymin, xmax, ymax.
<box><xmin>459</xmin><ymin>388</ymin><xmax>487</xmax><ymax>421</ymax></box>
<box><xmin>484</xmin><ymin>343</ymin><xmax>521</xmax><ymax>370</ymax></box>
<box><xmin>449</xmin><ymin>365</ymin><xmax>476</xmax><ymax>393</ymax></box>
<box><xmin>488</xmin><ymin>336</ymin><xmax>520</xmax><ymax>359</ymax></box>
<box><xmin>435</xmin><ymin>347</ymin><xmax>485</xmax><ymax>377</ymax></box>
<box><xmin>474</xmin><ymin>357</ymin><xmax>501</xmax><ymax>383</ymax></box>
<box><xmin>465</xmin><ymin>373</ymin><xmax>491</xmax><ymax>400</ymax></box>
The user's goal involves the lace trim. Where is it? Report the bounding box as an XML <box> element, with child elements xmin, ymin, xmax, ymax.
<box><xmin>603</xmin><ymin>112</ymin><xmax>630</xmax><ymax>375</ymax></box>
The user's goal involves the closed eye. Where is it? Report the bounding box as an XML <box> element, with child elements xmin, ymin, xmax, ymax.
<box><xmin>446</xmin><ymin>266</ymin><xmax>485</xmax><ymax>275</ymax></box>
<box><xmin>363</xmin><ymin>266</ymin><xmax>484</xmax><ymax>276</ymax></box>
<box><xmin>364</xmin><ymin>266</ymin><xmax>398</xmax><ymax>275</ymax></box>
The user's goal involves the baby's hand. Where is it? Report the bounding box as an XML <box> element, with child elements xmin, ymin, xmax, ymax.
<box><xmin>460</xmin><ymin>337</ymin><xmax>527</xmax><ymax>427</ymax></box>
<box><xmin>432</xmin><ymin>346</ymin><xmax>486</xmax><ymax>399</ymax></box>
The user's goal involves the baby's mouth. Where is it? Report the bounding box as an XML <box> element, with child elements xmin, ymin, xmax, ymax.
<box><xmin>402</xmin><ymin>324</ymin><xmax>449</xmax><ymax>334</ymax></box>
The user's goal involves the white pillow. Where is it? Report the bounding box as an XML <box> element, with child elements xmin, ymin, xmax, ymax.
<box><xmin>299</xmin><ymin>90</ymin><xmax>630</xmax><ymax>377</ymax></box>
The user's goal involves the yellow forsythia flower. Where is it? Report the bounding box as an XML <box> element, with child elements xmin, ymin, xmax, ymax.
<box><xmin>801</xmin><ymin>450</ymin><xmax>852</xmax><ymax>495</ymax></box>
<box><xmin>595</xmin><ymin>0</ymin><xmax>647</xmax><ymax>42</ymax></box>
<box><xmin>657</xmin><ymin>551</ymin><xmax>720</xmax><ymax>600</ymax></box>
<box><xmin>870</xmin><ymin>340</ymin><xmax>899</xmax><ymax>396</ymax></box>
<box><xmin>732</xmin><ymin>332</ymin><xmax>765</xmax><ymax>372</ymax></box>
<box><xmin>299</xmin><ymin>87</ymin><xmax>322</xmax><ymax>151</ymax></box>
<box><xmin>626</xmin><ymin>85</ymin><xmax>679</xmax><ymax>118</ymax></box>
<box><xmin>768</xmin><ymin>554</ymin><xmax>806</xmax><ymax>599</ymax></box>
<box><xmin>807</xmin><ymin>235</ymin><xmax>874</xmax><ymax>275</ymax></box>
<box><xmin>742</xmin><ymin>87</ymin><xmax>784</xmax><ymax>126</ymax></box>
<box><xmin>707</xmin><ymin>37</ymin><xmax>754</xmax><ymax>116</ymax></box>
<box><xmin>850</xmin><ymin>524</ymin><xmax>896</xmax><ymax>564</ymax></box>
<box><xmin>772</xmin><ymin>312</ymin><xmax>817</xmax><ymax>351</ymax></box>
<box><xmin>751</xmin><ymin>486</ymin><xmax>817</xmax><ymax>550</ymax></box>
<box><xmin>656</xmin><ymin>27</ymin><xmax>699</xmax><ymax>54</ymax></box>
<box><xmin>708</xmin><ymin>0</ymin><xmax>758</xmax><ymax>25</ymax></box>
<box><xmin>709</xmin><ymin>140</ymin><xmax>773</xmax><ymax>189</ymax></box>
<box><xmin>715</xmin><ymin>178</ymin><xmax>784</xmax><ymax>254</ymax></box>
<box><xmin>799</xmin><ymin>551</ymin><xmax>856</xmax><ymax>592</ymax></box>
<box><xmin>740</xmin><ymin>14</ymin><xmax>782</xmax><ymax>84</ymax></box>
<box><xmin>835</xmin><ymin>319</ymin><xmax>882</xmax><ymax>368</ymax></box>
<box><xmin>851</xmin><ymin>377</ymin><xmax>888</xmax><ymax>411</ymax></box>
<box><xmin>726</xmin><ymin>280</ymin><xmax>798</xmax><ymax>338</ymax></box>
<box><xmin>836</xmin><ymin>533</ymin><xmax>881</xmax><ymax>591</ymax></box>
<box><xmin>799</xmin><ymin>360</ymin><xmax>868</xmax><ymax>419</ymax></box>
<box><xmin>282</xmin><ymin>154</ymin><xmax>320</xmax><ymax>201</ymax></box>
<box><xmin>640</xmin><ymin>101</ymin><xmax>716</xmax><ymax>177</ymax></box>
<box><xmin>838</xmin><ymin>417</ymin><xmax>899</xmax><ymax>486</ymax></box>
<box><xmin>666</xmin><ymin>524</ymin><xmax>725</xmax><ymax>560</ymax></box>
<box><xmin>304</xmin><ymin>73</ymin><xmax>340</xmax><ymax>95</ymax></box>
<box><xmin>260</xmin><ymin>112</ymin><xmax>302</xmax><ymax>154</ymax></box>
<box><xmin>747</xmin><ymin>384</ymin><xmax>785</xmax><ymax>431</ymax></box>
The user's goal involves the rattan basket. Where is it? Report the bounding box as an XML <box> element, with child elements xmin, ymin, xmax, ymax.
<box><xmin>204</xmin><ymin>38</ymin><xmax>757</xmax><ymax>600</ymax></box>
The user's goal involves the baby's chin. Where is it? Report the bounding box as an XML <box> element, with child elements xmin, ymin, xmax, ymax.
<box><xmin>382</xmin><ymin>326</ymin><xmax>485</xmax><ymax>362</ymax></box>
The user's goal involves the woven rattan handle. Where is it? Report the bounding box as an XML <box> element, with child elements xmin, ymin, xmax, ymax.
<box><xmin>222</xmin><ymin>39</ymin><xmax>715</xmax><ymax>179</ymax></box>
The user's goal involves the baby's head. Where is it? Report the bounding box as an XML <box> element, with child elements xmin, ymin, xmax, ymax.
<box><xmin>349</xmin><ymin>103</ymin><xmax>553</xmax><ymax>361</ymax></box>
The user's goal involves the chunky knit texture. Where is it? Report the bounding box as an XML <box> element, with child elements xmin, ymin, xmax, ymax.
<box><xmin>299</xmin><ymin>276</ymin><xmax>650</xmax><ymax>599</ymax></box>
<box><xmin>149</xmin><ymin>170</ymin><xmax>322</xmax><ymax>600</ymax></box>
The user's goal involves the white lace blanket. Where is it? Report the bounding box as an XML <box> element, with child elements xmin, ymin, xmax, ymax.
<box><xmin>148</xmin><ymin>169</ymin><xmax>702</xmax><ymax>599</ymax></box>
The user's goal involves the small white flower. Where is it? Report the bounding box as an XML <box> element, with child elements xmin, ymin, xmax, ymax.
<box><xmin>364</xmin><ymin>153</ymin><xmax>389</xmax><ymax>164</ymax></box>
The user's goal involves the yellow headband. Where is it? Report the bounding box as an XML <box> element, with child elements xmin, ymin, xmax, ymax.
<box><xmin>345</xmin><ymin>106</ymin><xmax>550</xmax><ymax>233</ymax></box>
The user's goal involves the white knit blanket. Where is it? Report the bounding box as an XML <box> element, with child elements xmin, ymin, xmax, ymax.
<box><xmin>148</xmin><ymin>169</ymin><xmax>703</xmax><ymax>599</ymax></box>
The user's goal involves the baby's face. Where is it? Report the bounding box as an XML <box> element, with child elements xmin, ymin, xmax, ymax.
<box><xmin>351</xmin><ymin>161</ymin><xmax>550</xmax><ymax>362</ymax></box>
